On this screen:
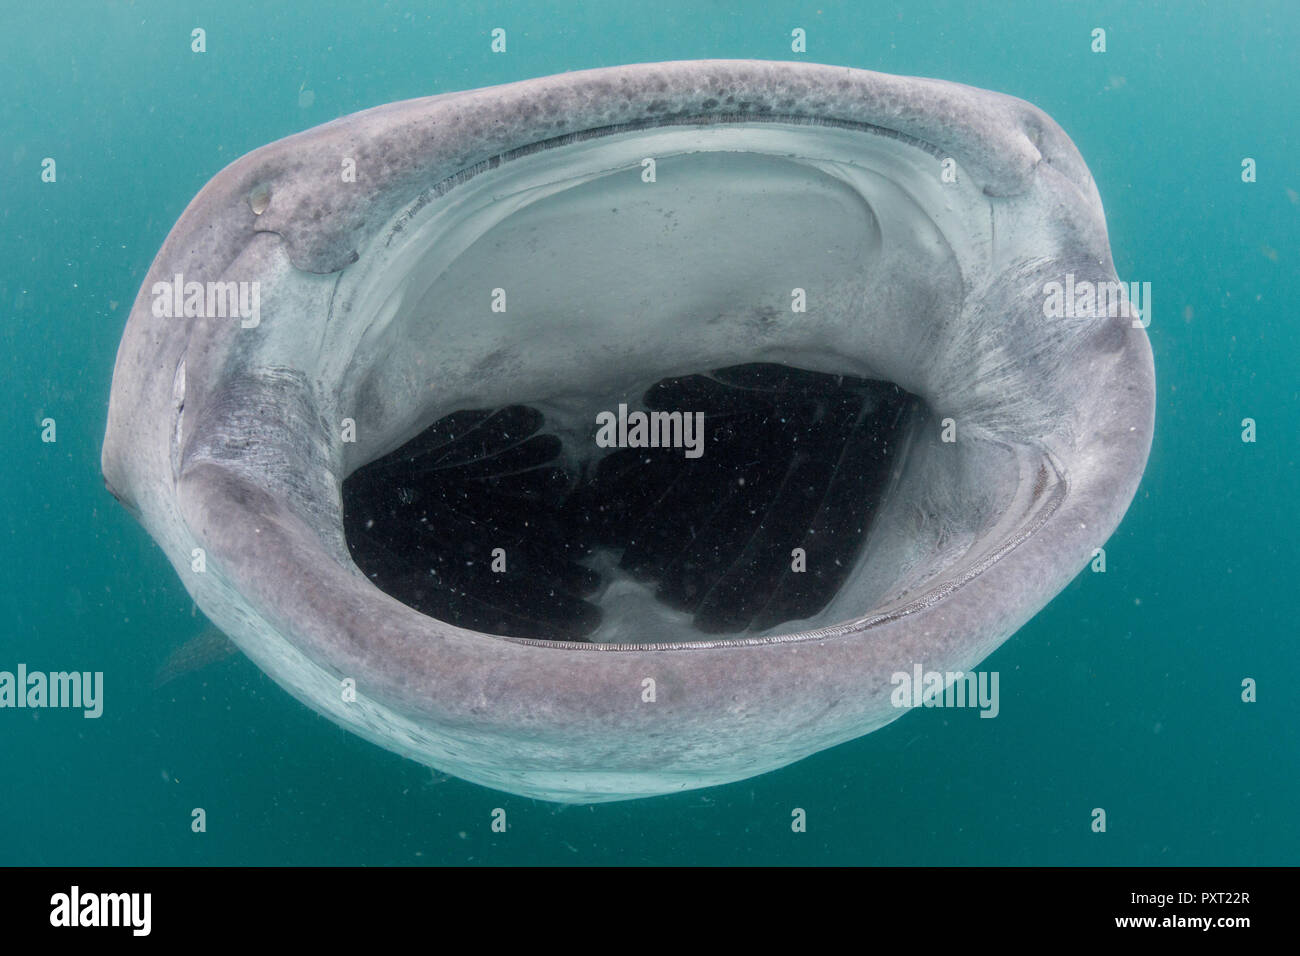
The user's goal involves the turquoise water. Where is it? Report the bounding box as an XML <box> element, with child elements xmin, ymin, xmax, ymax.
<box><xmin>2</xmin><ymin>0</ymin><xmax>1296</xmax><ymax>865</ymax></box>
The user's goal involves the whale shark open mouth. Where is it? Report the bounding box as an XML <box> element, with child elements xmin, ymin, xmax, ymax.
<box><xmin>328</xmin><ymin>118</ymin><xmax>1071</xmax><ymax>648</ymax></box>
<box><xmin>103</xmin><ymin>61</ymin><xmax>1154</xmax><ymax>802</ymax></box>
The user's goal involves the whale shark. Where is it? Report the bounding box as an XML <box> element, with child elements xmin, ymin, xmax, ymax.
<box><xmin>102</xmin><ymin>61</ymin><xmax>1154</xmax><ymax>802</ymax></box>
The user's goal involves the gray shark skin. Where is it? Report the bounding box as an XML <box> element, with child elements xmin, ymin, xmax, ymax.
<box><xmin>102</xmin><ymin>61</ymin><xmax>1154</xmax><ymax>803</ymax></box>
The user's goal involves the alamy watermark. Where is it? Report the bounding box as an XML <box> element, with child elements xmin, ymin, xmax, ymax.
<box><xmin>151</xmin><ymin>272</ymin><xmax>260</xmax><ymax>328</ymax></box>
<box><xmin>891</xmin><ymin>663</ymin><xmax>999</xmax><ymax>718</ymax></box>
<box><xmin>0</xmin><ymin>664</ymin><xmax>102</xmax><ymax>718</ymax></box>
<box><xmin>595</xmin><ymin>404</ymin><xmax>705</xmax><ymax>459</ymax></box>
<box><xmin>50</xmin><ymin>886</ymin><xmax>150</xmax><ymax>936</ymax></box>
<box><xmin>1042</xmin><ymin>274</ymin><xmax>1150</xmax><ymax>328</ymax></box>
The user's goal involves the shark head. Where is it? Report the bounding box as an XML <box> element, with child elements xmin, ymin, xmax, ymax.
<box><xmin>103</xmin><ymin>61</ymin><xmax>1154</xmax><ymax>802</ymax></box>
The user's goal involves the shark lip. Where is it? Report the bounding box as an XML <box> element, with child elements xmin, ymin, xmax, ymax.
<box><xmin>103</xmin><ymin>61</ymin><xmax>1154</xmax><ymax>802</ymax></box>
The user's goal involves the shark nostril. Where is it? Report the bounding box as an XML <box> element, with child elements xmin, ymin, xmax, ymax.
<box><xmin>248</xmin><ymin>182</ymin><xmax>272</xmax><ymax>215</ymax></box>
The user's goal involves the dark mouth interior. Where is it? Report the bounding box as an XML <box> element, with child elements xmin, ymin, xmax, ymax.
<box><xmin>342</xmin><ymin>362</ymin><xmax>917</xmax><ymax>643</ymax></box>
